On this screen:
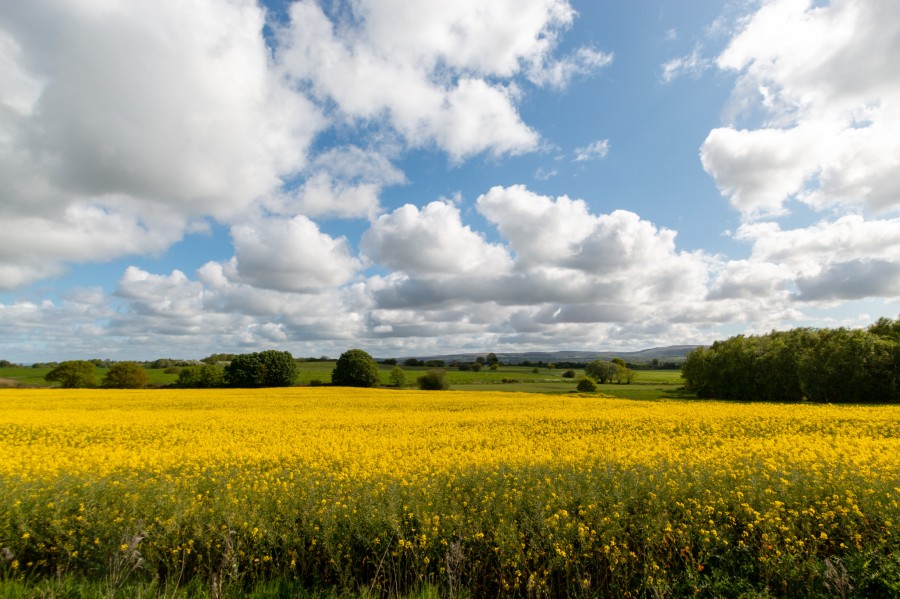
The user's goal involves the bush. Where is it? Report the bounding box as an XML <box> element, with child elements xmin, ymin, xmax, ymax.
<box><xmin>332</xmin><ymin>349</ymin><xmax>381</xmax><ymax>388</ymax></box>
<box><xmin>102</xmin><ymin>362</ymin><xmax>149</xmax><ymax>389</ymax></box>
<box><xmin>561</xmin><ymin>369</ymin><xmax>576</xmax><ymax>378</ymax></box>
<box><xmin>576</xmin><ymin>377</ymin><xmax>598</xmax><ymax>392</ymax></box>
<box><xmin>177</xmin><ymin>364</ymin><xmax>224</xmax><ymax>388</ymax></box>
<box><xmin>44</xmin><ymin>360</ymin><xmax>96</xmax><ymax>388</ymax></box>
<box><xmin>417</xmin><ymin>369</ymin><xmax>449</xmax><ymax>390</ymax></box>
<box><xmin>389</xmin><ymin>366</ymin><xmax>407</xmax><ymax>388</ymax></box>
<box><xmin>224</xmin><ymin>350</ymin><xmax>297</xmax><ymax>387</ymax></box>
<box><xmin>585</xmin><ymin>360</ymin><xmax>618</xmax><ymax>383</ymax></box>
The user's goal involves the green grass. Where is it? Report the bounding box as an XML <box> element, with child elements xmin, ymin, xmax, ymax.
<box><xmin>1</xmin><ymin>363</ymin><xmax>686</xmax><ymax>399</ymax></box>
<box><xmin>0</xmin><ymin>577</ymin><xmax>452</xmax><ymax>599</ymax></box>
<box><xmin>0</xmin><ymin>366</ymin><xmax>56</xmax><ymax>386</ymax></box>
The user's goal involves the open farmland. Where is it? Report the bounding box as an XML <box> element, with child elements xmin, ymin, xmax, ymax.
<box><xmin>1</xmin><ymin>388</ymin><xmax>898</xmax><ymax>597</ymax></box>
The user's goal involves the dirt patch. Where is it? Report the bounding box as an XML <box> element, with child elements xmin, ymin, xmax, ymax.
<box><xmin>0</xmin><ymin>377</ymin><xmax>22</xmax><ymax>387</ymax></box>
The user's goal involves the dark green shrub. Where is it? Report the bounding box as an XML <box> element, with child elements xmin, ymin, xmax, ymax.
<box><xmin>576</xmin><ymin>377</ymin><xmax>598</xmax><ymax>392</ymax></box>
<box><xmin>103</xmin><ymin>362</ymin><xmax>149</xmax><ymax>389</ymax></box>
<box><xmin>332</xmin><ymin>349</ymin><xmax>381</xmax><ymax>388</ymax></box>
<box><xmin>417</xmin><ymin>369</ymin><xmax>449</xmax><ymax>390</ymax></box>
<box><xmin>44</xmin><ymin>360</ymin><xmax>96</xmax><ymax>388</ymax></box>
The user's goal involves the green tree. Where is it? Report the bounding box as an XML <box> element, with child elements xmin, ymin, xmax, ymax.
<box><xmin>257</xmin><ymin>350</ymin><xmax>298</xmax><ymax>387</ymax></box>
<box><xmin>585</xmin><ymin>360</ymin><xmax>618</xmax><ymax>384</ymax></box>
<box><xmin>177</xmin><ymin>364</ymin><xmax>224</xmax><ymax>388</ymax></box>
<box><xmin>681</xmin><ymin>347</ymin><xmax>711</xmax><ymax>397</ymax></box>
<box><xmin>102</xmin><ymin>362</ymin><xmax>148</xmax><ymax>389</ymax></box>
<box><xmin>224</xmin><ymin>353</ymin><xmax>261</xmax><ymax>387</ymax></box>
<box><xmin>485</xmin><ymin>352</ymin><xmax>499</xmax><ymax>366</ymax></box>
<box><xmin>331</xmin><ymin>349</ymin><xmax>381</xmax><ymax>388</ymax></box>
<box><xmin>389</xmin><ymin>366</ymin><xmax>407</xmax><ymax>388</ymax></box>
<box><xmin>223</xmin><ymin>350</ymin><xmax>297</xmax><ymax>388</ymax></box>
<box><xmin>576</xmin><ymin>377</ymin><xmax>598</xmax><ymax>392</ymax></box>
<box><xmin>417</xmin><ymin>369</ymin><xmax>449</xmax><ymax>390</ymax></box>
<box><xmin>869</xmin><ymin>316</ymin><xmax>900</xmax><ymax>341</ymax></box>
<box><xmin>44</xmin><ymin>360</ymin><xmax>96</xmax><ymax>388</ymax></box>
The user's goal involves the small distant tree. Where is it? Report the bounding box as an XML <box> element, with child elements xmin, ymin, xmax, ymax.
<box><xmin>404</xmin><ymin>358</ymin><xmax>422</xmax><ymax>367</ymax></box>
<box><xmin>103</xmin><ymin>362</ymin><xmax>148</xmax><ymax>389</ymax></box>
<box><xmin>585</xmin><ymin>360</ymin><xmax>618</xmax><ymax>384</ymax></box>
<box><xmin>561</xmin><ymin>369</ymin><xmax>576</xmax><ymax>379</ymax></box>
<box><xmin>471</xmin><ymin>363</ymin><xmax>482</xmax><ymax>372</ymax></box>
<box><xmin>485</xmin><ymin>352</ymin><xmax>499</xmax><ymax>366</ymax></box>
<box><xmin>257</xmin><ymin>350</ymin><xmax>298</xmax><ymax>387</ymax></box>
<box><xmin>223</xmin><ymin>350</ymin><xmax>297</xmax><ymax>388</ymax></box>
<box><xmin>457</xmin><ymin>362</ymin><xmax>472</xmax><ymax>371</ymax></box>
<box><xmin>389</xmin><ymin>366</ymin><xmax>407</xmax><ymax>388</ymax></box>
<box><xmin>224</xmin><ymin>353</ymin><xmax>263</xmax><ymax>387</ymax></box>
<box><xmin>177</xmin><ymin>364</ymin><xmax>223</xmax><ymax>388</ymax></box>
<box><xmin>45</xmin><ymin>360</ymin><xmax>96</xmax><ymax>388</ymax></box>
<box><xmin>0</xmin><ymin>359</ymin><xmax>13</xmax><ymax>368</ymax></box>
<box><xmin>489</xmin><ymin>363</ymin><xmax>499</xmax><ymax>371</ymax></box>
<box><xmin>332</xmin><ymin>349</ymin><xmax>381</xmax><ymax>388</ymax></box>
<box><xmin>417</xmin><ymin>369</ymin><xmax>449</xmax><ymax>390</ymax></box>
<box><xmin>577</xmin><ymin>377</ymin><xmax>598</xmax><ymax>392</ymax></box>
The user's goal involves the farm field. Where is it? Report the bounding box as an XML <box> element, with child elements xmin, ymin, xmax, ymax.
<box><xmin>1</xmin><ymin>388</ymin><xmax>898</xmax><ymax>597</ymax></box>
<box><xmin>0</xmin><ymin>364</ymin><xmax>685</xmax><ymax>400</ymax></box>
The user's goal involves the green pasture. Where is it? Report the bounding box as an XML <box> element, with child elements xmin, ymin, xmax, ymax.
<box><xmin>0</xmin><ymin>363</ymin><xmax>684</xmax><ymax>400</ymax></box>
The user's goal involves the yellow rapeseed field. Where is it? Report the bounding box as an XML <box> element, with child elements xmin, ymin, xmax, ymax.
<box><xmin>1</xmin><ymin>388</ymin><xmax>898</xmax><ymax>596</ymax></box>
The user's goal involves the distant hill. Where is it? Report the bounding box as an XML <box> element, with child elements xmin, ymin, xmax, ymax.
<box><xmin>399</xmin><ymin>345</ymin><xmax>698</xmax><ymax>365</ymax></box>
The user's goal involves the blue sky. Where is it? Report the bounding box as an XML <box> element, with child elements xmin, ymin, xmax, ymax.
<box><xmin>1</xmin><ymin>0</ymin><xmax>899</xmax><ymax>362</ymax></box>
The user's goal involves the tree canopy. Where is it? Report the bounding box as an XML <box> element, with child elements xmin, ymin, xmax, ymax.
<box><xmin>177</xmin><ymin>364</ymin><xmax>224</xmax><ymax>388</ymax></box>
<box><xmin>45</xmin><ymin>360</ymin><xmax>96</xmax><ymax>388</ymax></box>
<box><xmin>331</xmin><ymin>349</ymin><xmax>381</xmax><ymax>388</ymax></box>
<box><xmin>102</xmin><ymin>362</ymin><xmax>148</xmax><ymax>389</ymax></box>
<box><xmin>681</xmin><ymin>318</ymin><xmax>900</xmax><ymax>403</ymax></box>
<box><xmin>224</xmin><ymin>350</ymin><xmax>297</xmax><ymax>388</ymax></box>
<box><xmin>417</xmin><ymin>369</ymin><xmax>449</xmax><ymax>390</ymax></box>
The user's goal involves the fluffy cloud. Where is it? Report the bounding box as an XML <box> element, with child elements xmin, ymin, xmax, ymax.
<box><xmin>268</xmin><ymin>146</ymin><xmax>407</xmax><ymax>219</ymax></box>
<box><xmin>277</xmin><ymin>0</ymin><xmax>610</xmax><ymax>161</ymax></box>
<box><xmin>701</xmin><ymin>0</ymin><xmax>900</xmax><ymax>217</ymax></box>
<box><xmin>0</xmin><ymin>0</ymin><xmax>324</xmax><ymax>288</ymax></box>
<box><xmin>223</xmin><ymin>216</ymin><xmax>361</xmax><ymax>293</ymax></box>
<box><xmin>731</xmin><ymin>215</ymin><xmax>900</xmax><ymax>302</ymax></box>
<box><xmin>365</xmin><ymin>186</ymin><xmax>714</xmax><ymax>337</ymax></box>
<box><xmin>361</xmin><ymin>201</ymin><xmax>512</xmax><ymax>276</ymax></box>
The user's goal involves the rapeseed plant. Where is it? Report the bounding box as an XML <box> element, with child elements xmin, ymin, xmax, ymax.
<box><xmin>0</xmin><ymin>388</ymin><xmax>898</xmax><ymax>596</ymax></box>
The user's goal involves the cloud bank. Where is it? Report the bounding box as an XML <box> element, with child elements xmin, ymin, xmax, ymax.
<box><xmin>1</xmin><ymin>0</ymin><xmax>898</xmax><ymax>360</ymax></box>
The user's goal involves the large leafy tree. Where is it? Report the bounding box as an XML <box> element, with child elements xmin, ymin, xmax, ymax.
<box><xmin>45</xmin><ymin>360</ymin><xmax>96</xmax><ymax>388</ymax></box>
<box><xmin>331</xmin><ymin>349</ymin><xmax>381</xmax><ymax>387</ymax></box>
<box><xmin>584</xmin><ymin>360</ymin><xmax>618</xmax><ymax>384</ymax></box>
<box><xmin>102</xmin><ymin>362</ymin><xmax>149</xmax><ymax>389</ymax></box>
<box><xmin>177</xmin><ymin>364</ymin><xmax>224</xmax><ymax>388</ymax></box>
<box><xmin>224</xmin><ymin>350</ymin><xmax>297</xmax><ymax>388</ymax></box>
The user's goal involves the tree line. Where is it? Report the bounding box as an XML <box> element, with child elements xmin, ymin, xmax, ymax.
<box><xmin>681</xmin><ymin>317</ymin><xmax>900</xmax><ymax>403</ymax></box>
